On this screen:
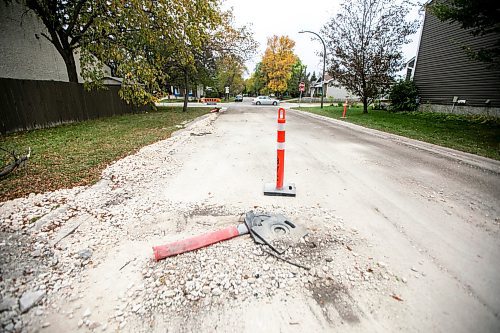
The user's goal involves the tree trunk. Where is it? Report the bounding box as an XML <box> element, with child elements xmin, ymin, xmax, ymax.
<box><xmin>183</xmin><ymin>70</ymin><xmax>189</xmax><ymax>112</ymax></box>
<box><xmin>363</xmin><ymin>96</ymin><xmax>368</xmax><ymax>114</ymax></box>
<box><xmin>61</xmin><ymin>49</ymin><xmax>79</xmax><ymax>83</ymax></box>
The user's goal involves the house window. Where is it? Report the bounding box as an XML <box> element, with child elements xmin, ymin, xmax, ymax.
<box><xmin>406</xmin><ymin>68</ymin><xmax>413</xmax><ymax>81</ymax></box>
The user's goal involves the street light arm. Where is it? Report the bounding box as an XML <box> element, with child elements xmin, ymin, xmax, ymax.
<box><xmin>299</xmin><ymin>30</ymin><xmax>327</xmax><ymax>109</ymax></box>
<box><xmin>299</xmin><ymin>30</ymin><xmax>326</xmax><ymax>51</ymax></box>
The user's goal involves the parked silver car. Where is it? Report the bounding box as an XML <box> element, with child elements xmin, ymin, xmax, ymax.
<box><xmin>252</xmin><ymin>96</ymin><xmax>280</xmax><ymax>106</ymax></box>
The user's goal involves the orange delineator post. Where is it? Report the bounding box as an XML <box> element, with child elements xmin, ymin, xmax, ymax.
<box><xmin>342</xmin><ymin>98</ymin><xmax>348</xmax><ymax>118</ymax></box>
<box><xmin>264</xmin><ymin>107</ymin><xmax>296</xmax><ymax>197</ymax></box>
<box><xmin>276</xmin><ymin>108</ymin><xmax>286</xmax><ymax>189</ymax></box>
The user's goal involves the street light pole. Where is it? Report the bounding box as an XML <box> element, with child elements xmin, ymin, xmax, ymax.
<box><xmin>299</xmin><ymin>30</ymin><xmax>326</xmax><ymax>109</ymax></box>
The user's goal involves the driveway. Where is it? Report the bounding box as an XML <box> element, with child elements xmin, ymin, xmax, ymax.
<box><xmin>1</xmin><ymin>104</ymin><xmax>499</xmax><ymax>332</ymax></box>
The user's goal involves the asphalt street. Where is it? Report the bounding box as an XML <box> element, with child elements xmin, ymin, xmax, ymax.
<box><xmin>170</xmin><ymin>101</ymin><xmax>500</xmax><ymax>331</ymax></box>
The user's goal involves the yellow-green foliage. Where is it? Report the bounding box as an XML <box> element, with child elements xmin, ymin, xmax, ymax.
<box><xmin>261</xmin><ymin>36</ymin><xmax>297</xmax><ymax>94</ymax></box>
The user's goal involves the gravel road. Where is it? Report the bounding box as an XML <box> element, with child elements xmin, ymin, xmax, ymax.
<box><xmin>1</xmin><ymin>104</ymin><xmax>499</xmax><ymax>332</ymax></box>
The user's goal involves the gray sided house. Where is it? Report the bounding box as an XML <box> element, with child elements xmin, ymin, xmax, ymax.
<box><xmin>0</xmin><ymin>1</ymin><xmax>113</xmax><ymax>82</ymax></box>
<box><xmin>0</xmin><ymin>1</ymin><xmax>145</xmax><ymax>133</ymax></box>
<box><xmin>413</xmin><ymin>4</ymin><xmax>500</xmax><ymax>117</ymax></box>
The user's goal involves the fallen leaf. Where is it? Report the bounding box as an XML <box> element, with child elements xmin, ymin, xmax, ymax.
<box><xmin>391</xmin><ymin>294</ymin><xmax>403</xmax><ymax>302</ymax></box>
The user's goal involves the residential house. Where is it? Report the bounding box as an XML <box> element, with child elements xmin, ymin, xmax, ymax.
<box><xmin>404</xmin><ymin>57</ymin><xmax>416</xmax><ymax>81</ymax></box>
<box><xmin>309</xmin><ymin>74</ymin><xmax>352</xmax><ymax>101</ymax></box>
<box><xmin>412</xmin><ymin>3</ymin><xmax>500</xmax><ymax>117</ymax></box>
<box><xmin>0</xmin><ymin>1</ymin><xmax>114</xmax><ymax>82</ymax></box>
<box><xmin>0</xmin><ymin>1</ymin><xmax>146</xmax><ymax>133</ymax></box>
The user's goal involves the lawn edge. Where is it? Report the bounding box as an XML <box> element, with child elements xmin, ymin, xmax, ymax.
<box><xmin>0</xmin><ymin>111</ymin><xmax>215</xmax><ymax>204</ymax></box>
<box><xmin>289</xmin><ymin>108</ymin><xmax>500</xmax><ymax>174</ymax></box>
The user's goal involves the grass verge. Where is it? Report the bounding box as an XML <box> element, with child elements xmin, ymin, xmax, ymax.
<box><xmin>295</xmin><ymin>106</ymin><xmax>500</xmax><ymax>160</ymax></box>
<box><xmin>0</xmin><ymin>106</ymin><xmax>208</xmax><ymax>202</ymax></box>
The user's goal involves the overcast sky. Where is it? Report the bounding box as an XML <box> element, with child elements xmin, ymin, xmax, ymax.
<box><xmin>223</xmin><ymin>0</ymin><xmax>424</xmax><ymax>79</ymax></box>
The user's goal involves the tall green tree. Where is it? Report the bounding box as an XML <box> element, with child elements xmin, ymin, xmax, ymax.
<box><xmin>310</xmin><ymin>72</ymin><xmax>317</xmax><ymax>83</ymax></box>
<box><xmin>430</xmin><ymin>0</ymin><xmax>500</xmax><ymax>66</ymax></box>
<box><xmin>214</xmin><ymin>56</ymin><xmax>246</xmax><ymax>97</ymax></box>
<box><xmin>286</xmin><ymin>59</ymin><xmax>307</xmax><ymax>97</ymax></box>
<box><xmin>245</xmin><ymin>62</ymin><xmax>266</xmax><ymax>96</ymax></box>
<box><xmin>321</xmin><ymin>0</ymin><xmax>419</xmax><ymax>113</ymax></box>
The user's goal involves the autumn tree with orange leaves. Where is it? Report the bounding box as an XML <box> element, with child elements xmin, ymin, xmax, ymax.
<box><xmin>261</xmin><ymin>35</ymin><xmax>297</xmax><ymax>96</ymax></box>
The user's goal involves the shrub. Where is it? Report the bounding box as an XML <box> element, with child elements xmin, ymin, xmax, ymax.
<box><xmin>389</xmin><ymin>80</ymin><xmax>419</xmax><ymax>112</ymax></box>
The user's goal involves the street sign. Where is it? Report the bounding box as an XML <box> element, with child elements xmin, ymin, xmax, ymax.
<box><xmin>299</xmin><ymin>82</ymin><xmax>305</xmax><ymax>92</ymax></box>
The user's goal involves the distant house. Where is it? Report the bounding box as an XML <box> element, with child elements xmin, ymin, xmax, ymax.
<box><xmin>310</xmin><ymin>74</ymin><xmax>352</xmax><ymax>100</ymax></box>
<box><xmin>413</xmin><ymin>3</ymin><xmax>500</xmax><ymax>117</ymax></box>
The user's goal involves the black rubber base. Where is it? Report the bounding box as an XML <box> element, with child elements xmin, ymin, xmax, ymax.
<box><xmin>263</xmin><ymin>183</ymin><xmax>296</xmax><ymax>197</ymax></box>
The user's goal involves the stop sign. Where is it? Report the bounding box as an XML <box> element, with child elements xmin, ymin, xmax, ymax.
<box><xmin>299</xmin><ymin>82</ymin><xmax>305</xmax><ymax>92</ymax></box>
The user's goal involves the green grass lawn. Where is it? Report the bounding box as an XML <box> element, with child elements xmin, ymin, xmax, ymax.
<box><xmin>295</xmin><ymin>106</ymin><xmax>500</xmax><ymax>160</ymax></box>
<box><xmin>157</xmin><ymin>97</ymin><xmax>236</xmax><ymax>103</ymax></box>
<box><xmin>0</xmin><ymin>106</ymin><xmax>208</xmax><ymax>201</ymax></box>
<box><xmin>158</xmin><ymin>98</ymin><xmax>188</xmax><ymax>103</ymax></box>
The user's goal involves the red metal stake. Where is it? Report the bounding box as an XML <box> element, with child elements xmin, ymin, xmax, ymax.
<box><xmin>153</xmin><ymin>225</ymin><xmax>243</xmax><ymax>261</ymax></box>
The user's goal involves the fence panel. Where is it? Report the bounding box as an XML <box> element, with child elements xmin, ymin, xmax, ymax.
<box><xmin>0</xmin><ymin>78</ymin><xmax>146</xmax><ymax>133</ymax></box>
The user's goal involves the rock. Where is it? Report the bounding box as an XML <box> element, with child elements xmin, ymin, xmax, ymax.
<box><xmin>19</xmin><ymin>290</ymin><xmax>46</xmax><ymax>313</ymax></box>
<box><xmin>89</xmin><ymin>321</ymin><xmax>101</xmax><ymax>329</ymax></box>
<box><xmin>77</xmin><ymin>320</ymin><xmax>84</xmax><ymax>328</ymax></box>
<box><xmin>325</xmin><ymin>257</ymin><xmax>333</xmax><ymax>263</ymax></box>
<box><xmin>119</xmin><ymin>321</ymin><xmax>127</xmax><ymax>329</ymax></box>
<box><xmin>14</xmin><ymin>321</ymin><xmax>22</xmax><ymax>331</ymax></box>
<box><xmin>51</xmin><ymin>256</ymin><xmax>59</xmax><ymax>266</ymax></box>
<box><xmin>83</xmin><ymin>308</ymin><xmax>91</xmax><ymax>318</ymax></box>
<box><xmin>0</xmin><ymin>297</ymin><xmax>16</xmax><ymax>312</ymax></box>
<box><xmin>35</xmin><ymin>309</ymin><xmax>44</xmax><ymax>316</ymax></box>
<box><xmin>78</xmin><ymin>248</ymin><xmax>93</xmax><ymax>260</ymax></box>
<box><xmin>164</xmin><ymin>290</ymin><xmax>176</xmax><ymax>298</ymax></box>
<box><xmin>411</xmin><ymin>267</ymin><xmax>418</xmax><ymax>272</ymax></box>
<box><xmin>5</xmin><ymin>323</ymin><xmax>14</xmax><ymax>332</ymax></box>
<box><xmin>42</xmin><ymin>322</ymin><xmax>50</xmax><ymax>328</ymax></box>
<box><xmin>211</xmin><ymin>287</ymin><xmax>222</xmax><ymax>296</ymax></box>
